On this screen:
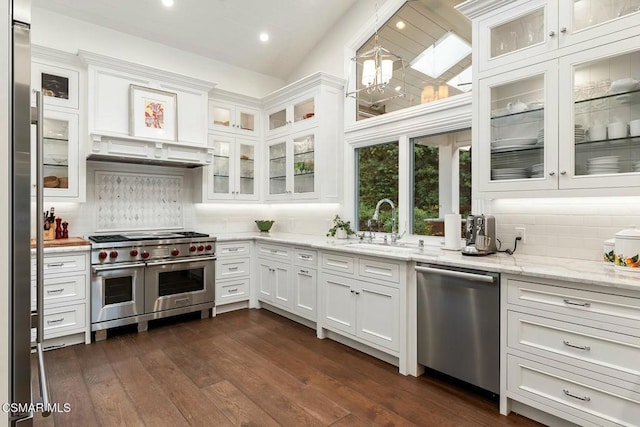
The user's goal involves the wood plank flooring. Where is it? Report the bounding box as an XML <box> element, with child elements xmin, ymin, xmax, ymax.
<box><xmin>32</xmin><ymin>309</ymin><xmax>541</xmax><ymax>426</ymax></box>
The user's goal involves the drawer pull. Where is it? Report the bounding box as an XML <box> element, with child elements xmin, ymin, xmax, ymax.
<box><xmin>228</xmin><ymin>288</ymin><xmax>238</xmax><ymax>293</ymax></box>
<box><xmin>563</xmin><ymin>299</ymin><xmax>591</xmax><ymax>308</ymax></box>
<box><xmin>174</xmin><ymin>298</ymin><xmax>190</xmax><ymax>305</ymax></box>
<box><xmin>228</xmin><ymin>266</ymin><xmax>239</xmax><ymax>271</ymax></box>
<box><xmin>563</xmin><ymin>389</ymin><xmax>590</xmax><ymax>402</ymax></box>
<box><xmin>46</xmin><ymin>288</ymin><xmax>64</xmax><ymax>294</ymax></box>
<box><xmin>46</xmin><ymin>262</ymin><xmax>65</xmax><ymax>268</ymax></box>
<box><xmin>46</xmin><ymin>318</ymin><xmax>64</xmax><ymax>324</ymax></box>
<box><xmin>299</xmin><ymin>254</ymin><xmax>311</xmax><ymax>259</ymax></box>
<box><xmin>563</xmin><ymin>340</ymin><xmax>591</xmax><ymax>351</ymax></box>
<box><xmin>300</xmin><ymin>269</ymin><xmax>309</xmax><ymax>274</ymax></box>
<box><xmin>228</xmin><ymin>248</ymin><xmax>239</xmax><ymax>252</ymax></box>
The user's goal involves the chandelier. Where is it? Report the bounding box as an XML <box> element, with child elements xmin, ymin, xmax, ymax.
<box><xmin>346</xmin><ymin>6</ymin><xmax>406</xmax><ymax>105</ymax></box>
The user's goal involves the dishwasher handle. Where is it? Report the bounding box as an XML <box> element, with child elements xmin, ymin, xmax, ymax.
<box><xmin>415</xmin><ymin>265</ymin><xmax>496</xmax><ymax>284</ymax></box>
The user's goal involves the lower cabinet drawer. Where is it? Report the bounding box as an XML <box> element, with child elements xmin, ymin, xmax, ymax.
<box><xmin>256</xmin><ymin>244</ymin><xmax>290</xmax><ymax>260</ymax></box>
<box><xmin>216</xmin><ymin>258</ymin><xmax>250</xmax><ymax>280</ymax></box>
<box><xmin>32</xmin><ymin>253</ymin><xmax>88</xmax><ymax>277</ymax></box>
<box><xmin>358</xmin><ymin>257</ymin><xmax>400</xmax><ymax>284</ymax></box>
<box><xmin>30</xmin><ymin>274</ymin><xmax>87</xmax><ymax>309</ymax></box>
<box><xmin>216</xmin><ymin>241</ymin><xmax>251</xmax><ymax>257</ymax></box>
<box><xmin>507</xmin><ymin>354</ymin><xmax>640</xmax><ymax>427</ymax></box>
<box><xmin>321</xmin><ymin>252</ymin><xmax>355</xmax><ymax>275</ymax></box>
<box><xmin>42</xmin><ymin>303</ymin><xmax>86</xmax><ymax>339</ymax></box>
<box><xmin>508</xmin><ymin>310</ymin><xmax>640</xmax><ymax>379</ymax></box>
<box><xmin>216</xmin><ymin>279</ymin><xmax>249</xmax><ymax>305</ymax></box>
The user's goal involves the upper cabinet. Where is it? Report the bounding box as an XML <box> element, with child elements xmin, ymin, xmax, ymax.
<box><xmin>472</xmin><ymin>0</ymin><xmax>640</xmax><ymax>76</ymax></box>
<box><xmin>208</xmin><ymin>90</ymin><xmax>261</xmax><ymax>138</ymax></box>
<box><xmin>31</xmin><ymin>47</ymin><xmax>86</xmax><ymax>202</ymax></box>
<box><xmin>459</xmin><ymin>0</ymin><xmax>640</xmax><ymax>197</ymax></box>
<box><xmin>262</xmin><ymin>73</ymin><xmax>344</xmax><ymax>202</ymax></box>
<box><xmin>80</xmin><ymin>51</ymin><xmax>214</xmax><ymax>167</ymax></box>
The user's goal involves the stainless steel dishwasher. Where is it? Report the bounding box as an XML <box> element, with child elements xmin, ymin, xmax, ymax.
<box><xmin>416</xmin><ymin>263</ymin><xmax>499</xmax><ymax>395</ymax></box>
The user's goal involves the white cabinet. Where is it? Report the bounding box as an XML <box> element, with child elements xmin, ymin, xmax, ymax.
<box><xmin>195</xmin><ymin>134</ymin><xmax>258</xmax><ymax>201</ymax></box>
<box><xmin>460</xmin><ymin>0</ymin><xmax>640</xmax><ymax>198</ymax></box>
<box><xmin>215</xmin><ymin>241</ymin><xmax>251</xmax><ymax>306</ymax></box>
<box><xmin>267</xmin><ymin>130</ymin><xmax>317</xmax><ymax>200</ymax></box>
<box><xmin>31</xmin><ymin>48</ymin><xmax>86</xmax><ymax>202</ymax></box>
<box><xmin>319</xmin><ymin>251</ymin><xmax>401</xmax><ymax>354</ymax></box>
<box><xmin>502</xmin><ymin>274</ymin><xmax>640</xmax><ymax>425</ymax></box>
<box><xmin>262</xmin><ymin>73</ymin><xmax>344</xmax><ymax>203</ymax></box>
<box><xmin>209</xmin><ymin>98</ymin><xmax>260</xmax><ymax>138</ymax></box>
<box><xmin>31</xmin><ymin>247</ymin><xmax>91</xmax><ymax>348</ymax></box>
<box><xmin>292</xmin><ymin>248</ymin><xmax>318</xmax><ymax>321</ymax></box>
<box><xmin>257</xmin><ymin>257</ymin><xmax>292</xmax><ymax>309</ymax></box>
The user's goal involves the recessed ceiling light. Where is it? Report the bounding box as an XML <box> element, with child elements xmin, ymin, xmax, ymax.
<box><xmin>162</xmin><ymin>0</ymin><xmax>174</xmax><ymax>7</ymax></box>
<box><xmin>259</xmin><ymin>32</ymin><xmax>269</xmax><ymax>42</ymax></box>
<box><xmin>396</xmin><ymin>21</ymin><xmax>406</xmax><ymax>30</ymax></box>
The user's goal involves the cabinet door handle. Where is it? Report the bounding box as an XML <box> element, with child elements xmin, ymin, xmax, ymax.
<box><xmin>300</xmin><ymin>254</ymin><xmax>311</xmax><ymax>259</ymax></box>
<box><xmin>563</xmin><ymin>299</ymin><xmax>591</xmax><ymax>308</ymax></box>
<box><xmin>548</xmin><ymin>171</ymin><xmax>555</xmax><ymax>176</ymax></box>
<box><xmin>299</xmin><ymin>269</ymin><xmax>309</xmax><ymax>274</ymax></box>
<box><xmin>355</xmin><ymin>291</ymin><xmax>360</xmax><ymax>295</ymax></box>
<box><xmin>560</xmin><ymin>170</ymin><xmax>567</xmax><ymax>175</ymax></box>
<box><xmin>46</xmin><ymin>288</ymin><xmax>64</xmax><ymax>294</ymax></box>
<box><xmin>560</xmin><ymin>27</ymin><xmax>567</xmax><ymax>33</ymax></box>
<box><xmin>350</xmin><ymin>289</ymin><xmax>355</xmax><ymax>294</ymax></box>
<box><xmin>563</xmin><ymin>389</ymin><xmax>590</xmax><ymax>402</ymax></box>
<box><xmin>46</xmin><ymin>318</ymin><xmax>64</xmax><ymax>325</ymax></box>
<box><xmin>563</xmin><ymin>340</ymin><xmax>590</xmax><ymax>351</ymax></box>
<box><xmin>549</xmin><ymin>30</ymin><xmax>556</xmax><ymax>37</ymax></box>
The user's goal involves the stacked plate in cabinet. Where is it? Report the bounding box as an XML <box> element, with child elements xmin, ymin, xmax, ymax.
<box><xmin>537</xmin><ymin>129</ymin><xmax>544</xmax><ymax>145</ymax></box>
<box><xmin>587</xmin><ymin>156</ymin><xmax>620</xmax><ymax>175</ymax></box>
<box><xmin>491</xmin><ymin>167</ymin><xmax>529</xmax><ymax>180</ymax></box>
<box><xmin>530</xmin><ymin>163</ymin><xmax>544</xmax><ymax>178</ymax></box>
<box><xmin>491</xmin><ymin>137</ymin><xmax>537</xmax><ymax>152</ymax></box>
<box><xmin>574</xmin><ymin>125</ymin><xmax>586</xmax><ymax>143</ymax></box>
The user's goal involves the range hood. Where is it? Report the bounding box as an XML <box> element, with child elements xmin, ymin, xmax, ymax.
<box><xmin>88</xmin><ymin>133</ymin><xmax>213</xmax><ymax>168</ymax></box>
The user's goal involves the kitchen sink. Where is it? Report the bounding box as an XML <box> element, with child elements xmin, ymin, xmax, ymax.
<box><xmin>344</xmin><ymin>241</ymin><xmax>440</xmax><ymax>255</ymax></box>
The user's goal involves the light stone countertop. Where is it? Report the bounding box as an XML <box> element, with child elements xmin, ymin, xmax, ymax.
<box><xmin>215</xmin><ymin>231</ymin><xmax>640</xmax><ymax>293</ymax></box>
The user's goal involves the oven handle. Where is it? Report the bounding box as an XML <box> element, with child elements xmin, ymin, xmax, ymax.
<box><xmin>92</xmin><ymin>262</ymin><xmax>146</xmax><ymax>273</ymax></box>
<box><xmin>146</xmin><ymin>256</ymin><xmax>217</xmax><ymax>267</ymax></box>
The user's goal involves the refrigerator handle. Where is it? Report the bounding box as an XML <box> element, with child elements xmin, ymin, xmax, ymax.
<box><xmin>32</xmin><ymin>90</ymin><xmax>51</xmax><ymax>416</ymax></box>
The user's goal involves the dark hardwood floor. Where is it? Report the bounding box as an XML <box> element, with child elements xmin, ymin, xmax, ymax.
<box><xmin>32</xmin><ymin>309</ymin><xmax>541</xmax><ymax>426</ymax></box>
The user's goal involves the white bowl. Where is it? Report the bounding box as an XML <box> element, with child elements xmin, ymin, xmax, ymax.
<box><xmin>610</xmin><ymin>78</ymin><xmax>639</xmax><ymax>94</ymax></box>
<box><xmin>607</xmin><ymin>121</ymin><xmax>628</xmax><ymax>139</ymax></box>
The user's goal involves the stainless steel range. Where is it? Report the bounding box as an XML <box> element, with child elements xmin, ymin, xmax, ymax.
<box><xmin>88</xmin><ymin>231</ymin><xmax>216</xmax><ymax>341</ymax></box>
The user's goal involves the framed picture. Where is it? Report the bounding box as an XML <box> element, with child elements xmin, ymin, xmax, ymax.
<box><xmin>129</xmin><ymin>85</ymin><xmax>178</xmax><ymax>141</ymax></box>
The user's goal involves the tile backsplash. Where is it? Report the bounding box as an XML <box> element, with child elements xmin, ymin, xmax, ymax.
<box><xmin>487</xmin><ymin>197</ymin><xmax>640</xmax><ymax>261</ymax></box>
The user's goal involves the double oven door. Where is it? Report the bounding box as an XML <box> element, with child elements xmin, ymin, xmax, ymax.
<box><xmin>91</xmin><ymin>262</ymin><xmax>145</xmax><ymax>326</ymax></box>
<box><xmin>144</xmin><ymin>256</ymin><xmax>216</xmax><ymax>314</ymax></box>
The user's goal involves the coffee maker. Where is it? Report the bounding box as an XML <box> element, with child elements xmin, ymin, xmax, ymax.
<box><xmin>462</xmin><ymin>214</ymin><xmax>497</xmax><ymax>256</ymax></box>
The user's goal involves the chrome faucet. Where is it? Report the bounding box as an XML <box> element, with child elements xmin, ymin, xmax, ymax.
<box><xmin>371</xmin><ymin>198</ymin><xmax>398</xmax><ymax>244</ymax></box>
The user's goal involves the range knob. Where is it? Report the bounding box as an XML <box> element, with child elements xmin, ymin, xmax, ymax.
<box><xmin>98</xmin><ymin>251</ymin><xmax>108</xmax><ymax>260</ymax></box>
<box><xmin>197</xmin><ymin>245</ymin><xmax>204</xmax><ymax>252</ymax></box>
<box><xmin>189</xmin><ymin>245</ymin><xmax>197</xmax><ymax>252</ymax></box>
<box><xmin>109</xmin><ymin>251</ymin><xmax>118</xmax><ymax>259</ymax></box>
<box><xmin>205</xmin><ymin>244</ymin><xmax>213</xmax><ymax>251</ymax></box>
<box><xmin>130</xmin><ymin>249</ymin><xmax>139</xmax><ymax>257</ymax></box>
<box><xmin>141</xmin><ymin>251</ymin><xmax>150</xmax><ymax>259</ymax></box>
<box><xmin>171</xmin><ymin>248</ymin><xmax>180</xmax><ymax>256</ymax></box>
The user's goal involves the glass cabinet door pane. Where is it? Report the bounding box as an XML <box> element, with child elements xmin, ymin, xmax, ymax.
<box><xmin>490</xmin><ymin>74</ymin><xmax>545</xmax><ymax>181</ymax></box>
<box><xmin>573</xmin><ymin>51</ymin><xmax>640</xmax><ymax>177</ymax></box>
<box><xmin>43</xmin><ymin>118</ymin><xmax>69</xmax><ymax>188</ymax></box>
<box><xmin>269</xmin><ymin>142</ymin><xmax>287</xmax><ymax>194</ymax></box>
<box><xmin>490</xmin><ymin>7</ymin><xmax>544</xmax><ymax>59</ymax></box>
<box><xmin>293</xmin><ymin>134</ymin><xmax>314</xmax><ymax>193</ymax></box>
<box><xmin>212</xmin><ymin>106</ymin><xmax>232</xmax><ymax>129</ymax></box>
<box><xmin>294</xmin><ymin>97</ymin><xmax>315</xmax><ymax>123</ymax></box>
<box><xmin>212</xmin><ymin>141</ymin><xmax>231</xmax><ymax>194</ymax></box>
<box><xmin>573</xmin><ymin>0</ymin><xmax>640</xmax><ymax>32</ymax></box>
<box><xmin>269</xmin><ymin>109</ymin><xmax>287</xmax><ymax>131</ymax></box>
<box><xmin>239</xmin><ymin>111</ymin><xmax>255</xmax><ymax>132</ymax></box>
<box><xmin>238</xmin><ymin>143</ymin><xmax>255</xmax><ymax>195</ymax></box>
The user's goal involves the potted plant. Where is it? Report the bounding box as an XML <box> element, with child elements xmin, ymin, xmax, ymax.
<box><xmin>326</xmin><ymin>215</ymin><xmax>355</xmax><ymax>239</ymax></box>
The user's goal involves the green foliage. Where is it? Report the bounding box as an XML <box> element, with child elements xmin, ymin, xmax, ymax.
<box><xmin>326</xmin><ymin>215</ymin><xmax>356</xmax><ymax>237</ymax></box>
<box><xmin>357</xmin><ymin>143</ymin><xmax>399</xmax><ymax>231</ymax></box>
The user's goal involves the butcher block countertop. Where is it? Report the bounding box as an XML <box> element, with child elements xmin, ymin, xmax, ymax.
<box><xmin>30</xmin><ymin>237</ymin><xmax>91</xmax><ymax>253</ymax></box>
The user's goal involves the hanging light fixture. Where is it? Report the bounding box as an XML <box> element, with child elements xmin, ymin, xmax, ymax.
<box><xmin>346</xmin><ymin>3</ymin><xmax>406</xmax><ymax>106</ymax></box>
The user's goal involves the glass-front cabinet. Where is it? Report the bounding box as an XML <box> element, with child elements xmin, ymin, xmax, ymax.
<box><xmin>267</xmin><ymin>131</ymin><xmax>316</xmax><ymax>200</ymax></box>
<box><xmin>208</xmin><ymin>135</ymin><xmax>258</xmax><ymax>200</ymax></box>
<box><xmin>31</xmin><ymin>110</ymin><xmax>79</xmax><ymax>199</ymax></box>
<box><xmin>479</xmin><ymin>61</ymin><xmax>558</xmax><ymax>192</ymax></box>
<box><xmin>559</xmin><ymin>36</ymin><xmax>640</xmax><ymax>189</ymax></box>
<box><xmin>266</xmin><ymin>94</ymin><xmax>317</xmax><ymax>136</ymax></box>
<box><xmin>208</xmin><ymin>100</ymin><xmax>260</xmax><ymax>137</ymax></box>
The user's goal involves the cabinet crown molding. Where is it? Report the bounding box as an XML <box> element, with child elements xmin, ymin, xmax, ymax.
<box><xmin>78</xmin><ymin>50</ymin><xmax>215</xmax><ymax>92</ymax></box>
<box><xmin>210</xmin><ymin>88</ymin><xmax>262</xmax><ymax>109</ymax></box>
<box><xmin>32</xmin><ymin>45</ymin><xmax>82</xmax><ymax>66</ymax></box>
<box><xmin>456</xmin><ymin>0</ymin><xmax>516</xmax><ymax>19</ymax></box>
<box><xmin>262</xmin><ymin>72</ymin><xmax>344</xmax><ymax>108</ymax></box>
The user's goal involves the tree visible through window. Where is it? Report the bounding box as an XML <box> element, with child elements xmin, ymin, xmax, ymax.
<box><xmin>357</xmin><ymin>142</ymin><xmax>398</xmax><ymax>232</ymax></box>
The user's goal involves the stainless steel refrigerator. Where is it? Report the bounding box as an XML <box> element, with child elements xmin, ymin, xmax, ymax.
<box><xmin>10</xmin><ymin>0</ymin><xmax>50</xmax><ymax>424</ymax></box>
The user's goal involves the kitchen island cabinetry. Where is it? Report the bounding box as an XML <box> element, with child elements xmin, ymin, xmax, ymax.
<box><xmin>262</xmin><ymin>72</ymin><xmax>344</xmax><ymax>202</ymax></box>
<box><xmin>31</xmin><ymin>47</ymin><xmax>85</xmax><ymax>202</ymax></box>
<box><xmin>215</xmin><ymin>241</ymin><xmax>252</xmax><ymax>308</ymax></box>
<box><xmin>502</xmin><ymin>274</ymin><xmax>640</xmax><ymax>426</ymax></box>
<box><xmin>459</xmin><ymin>0</ymin><xmax>640</xmax><ymax>198</ymax></box>
<box><xmin>31</xmin><ymin>246</ymin><xmax>91</xmax><ymax>349</ymax></box>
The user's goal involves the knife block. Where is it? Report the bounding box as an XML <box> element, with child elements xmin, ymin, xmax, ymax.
<box><xmin>43</xmin><ymin>226</ymin><xmax>55</xmax><ymax>241</ymax></box>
